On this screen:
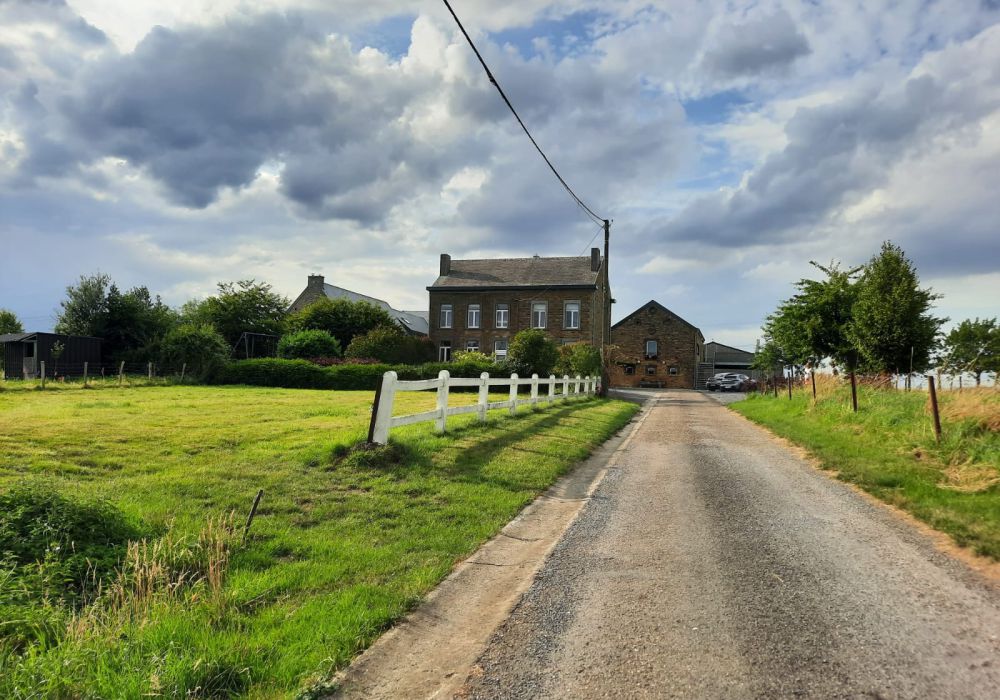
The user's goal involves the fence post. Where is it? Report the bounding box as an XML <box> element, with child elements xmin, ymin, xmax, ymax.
<box><xmin>83</xmin><ymin>361</ymin><xmax>88</xmax><ymax>387</ymax></box>
<box><xmin>927</xmin><ymin>375</ymin><xmax>942</xmax><ymax>442</ymax></box>
<box><xmin>509</xmin><ymin>373</ymin><xmax>519</xmax><ymax>415</ymax></box>
<box><xmin>548</xmin><ymin>374</ymin><xmax>556</xmax><ymax>403</ymax></box>
<box><xmin>787</xmin><ymin>374</ymin><xmax>792</xmax><ymax>400</ymax></box>
<box><xmin>118</xmin><ymin>361</ymin><xmax>125</xmax><ymax>387</ymax></box>
<box><xmin>435</xmin><ymin>370</ymin><xmax>450</xmax><ymax>433</ymax></box>
<box><xmin>370</xmin><ymin>371</ymin><xmax>397</xmax><ymax>445</ymax></box>
<box><xmin>477</xmin><ymin>372</ymin><xmax>489</xmax><ymax>422</ymax></box>
<box><xmin>810</xmin><ymin>369</ymin><xmax>816</xmax><ymax>400</ymax></box>
<box><xmin>850</xmin><ymin>371</ymin><xmax>858</xmax><ymax>413</ymax></box>
<box><xmin>40</xmin><ymin>361</ymin><xmax>46</xmax><ymax>389</ymax></box>
<box><xmin>180</xmin><ymin>363</ymin><xmax>187</xmax><ymax>383</ymax></box>
<box><xmin>575</xmin><ymin>374</ymin><xmax>582</xmax><ymax>396</ymax></box>
<box><xmin>531</xmin><ymin>374</ymin><xmax>539</xmax><ymax>405</ymax></box>
<box><xmin>148</xmin><ymin>362</ymin><xmax>153</xmax><ymax>380</ymax></box>
<box><xmin>563</xmin><ymin>374</ymin><xmax>570</xmax><ymax>401</ymax></box>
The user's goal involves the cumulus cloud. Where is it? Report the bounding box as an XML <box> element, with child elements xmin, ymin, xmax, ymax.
<box><xmin>701</xmin><ymin>9</ymin><xmax>810</xmax><ymax>78</ymax></box>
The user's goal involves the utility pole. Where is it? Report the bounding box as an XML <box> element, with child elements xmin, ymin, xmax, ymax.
<box><xmin>603</xmin><ymin>219</ymin><xmax>611</xmax><ymax>349</ymax></box>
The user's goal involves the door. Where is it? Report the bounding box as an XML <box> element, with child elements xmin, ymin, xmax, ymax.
<box><xmin>22</xmin><ymin>341</ymin><xmax>37</xmax><ymax>377</ymax></box>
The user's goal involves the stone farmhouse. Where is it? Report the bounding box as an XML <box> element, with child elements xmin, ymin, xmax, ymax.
<box><xmin>609</xmin><ymin>300</ymin><xmax>704</xmax><ymax>389</ymax></box>
<box><xmin>427</xmin><ymin>249</ymin><xmax>610</xmax><ymax>362</ymax></box>
<box><xmin>289</xmin><ymin>274</ymin><xmax>429</xmax><ymax>336</ymax></box>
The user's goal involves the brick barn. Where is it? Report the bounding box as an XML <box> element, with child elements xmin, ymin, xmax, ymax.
<box><xmin>609</xmin><ymin>301</ymin><xmax>704</xmax><ymax>389</ymax></box>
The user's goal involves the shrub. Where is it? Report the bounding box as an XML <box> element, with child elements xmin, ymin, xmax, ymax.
<box><xmin>0</xmin><ymin>483</ymin><xmax>146</xmax><ymax>601</ymax></box>
<box><xmin>507</xmin><ymin>329</ymin><xmax>558</xmax><ymax>377</ymax></box>
<box><xmin>277</xmin><ymin>329</ymin><xmax>342</xmax><ymax>360</ymax></box>
<box><xmin>160</xmin><ymin>323</ymin><xmax>230</xmax><ymax>379</ymax></box>
<box><xmin>345</xmin><ymin>326</ymin><xmax>435</xmax><ymax>365</ymax></box>
<box><xmin>554</xmin><ymin>343</ymin><xmax>602</xmax><ymax>378</ymax></box>
<box><xmin>214</xmin><ymin>358</ymin><xmax>394</xmax><ymax>390</ymax></box>
<box><xmin>289</xmin><ymin>298</ymin><xmax>396</xmax><ymax>348</ymax></box>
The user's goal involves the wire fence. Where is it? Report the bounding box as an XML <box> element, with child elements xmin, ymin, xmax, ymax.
<box><xmin>3</xmin><ymin>361</ymin><xmax>197</xmax><ymax>388</ymax></box>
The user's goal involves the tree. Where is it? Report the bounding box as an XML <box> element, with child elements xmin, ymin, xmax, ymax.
<box><xmin>848</xmin><ymin>242</ymin><xmax>944</xmax><ymax>375</ymax></box>
<box><xmin>277</xmin><ymin>330</ymin><xmax>342</xmax><ymax>359</ymax></box>
<box><xmin>55</xmin><ymin>273</ymin><xmax>111</xmax><ymax>337</ymax></box>
<box><xmin>186</xmin><ymin>280</ymin><xmax>288</xmax><ymax>347</ymax></box>
<box><xmin>0</xmin><ymin>309</ymin><xmax>24</xmax><ymax>334</ymax></box>
<box><xmin>506</xmin><ymin>329</ymin><xmax>558</xmax><ymax>377</ymax></box>
<box><xmin>344</xmin><ymin>325</ymin><xmax>435</xmax><ymax>364</ymax></box>
<box><xmin>554</xmin><ymin>343</ymin><xmax>602</xmax><ymax>378</ymax></box>
<box><xmin>159</xmin><ymin>324</ymin><xmax>230</xmax><ymax>380</ymax></box>
<box><xmin>289</xmin><ymin>298</ymin><xmax>396</xmax><ymax>348</ymax></box>
<box><xmin>939</xmin><ymin>318</ymin><xmax>999</xmax><ymax>386</ymax></box>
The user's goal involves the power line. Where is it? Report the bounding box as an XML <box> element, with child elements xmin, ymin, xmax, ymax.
<box><xmin>441</xmin><ymin>0</ymin><xmax>605</xmax><ymax>228</ymax></box>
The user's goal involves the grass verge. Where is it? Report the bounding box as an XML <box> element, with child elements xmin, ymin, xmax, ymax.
<box><xmin>0</xmin><ymin>385</ymin><xmax>639</xmax><ymax>698</ymax></box>
<box><xmin>731</xmin><ymin>380</ymin><xmax>1000</xmax><ymax>559</ymax></box>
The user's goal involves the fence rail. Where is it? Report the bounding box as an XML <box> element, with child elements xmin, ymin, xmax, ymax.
<box><xmin>369</xmin><ymin>370</ymin><xmax>599</xmax><ymax>444</ymax></box>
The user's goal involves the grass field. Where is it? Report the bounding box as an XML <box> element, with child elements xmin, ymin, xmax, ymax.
<box><xmin>0</xmin><ymin>384</ymin><xmax>639</xmax><ymax>698</ymax></box>
<box><xmin>732</xmin><ymin>380</ymin><xmax>1000</xmax><ymax>559</ymax></box>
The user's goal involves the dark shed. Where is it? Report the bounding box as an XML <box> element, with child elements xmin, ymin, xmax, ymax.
<box><xmin>1</xmin><ymin>332</ymin><xmax>103</xmax><ymax>379</ymax></box>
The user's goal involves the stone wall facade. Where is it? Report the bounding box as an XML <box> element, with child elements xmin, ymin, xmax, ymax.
<box><xmin>288</xmin><ymin>275</ymin><xmax>327</xmax><ymax>314</ymax></box>
<box><xmin>428</xmin><ymin>286</ymin><xmax>606</xmax><ymax>359</ymax></box>
<box><xmin>609</xmin><ymin>301</ymin><xmax>703</xmax><ymax>389</ymax></box>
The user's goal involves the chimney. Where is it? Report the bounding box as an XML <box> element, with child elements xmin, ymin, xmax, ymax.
<box><xmin>307</xmin><ymin>273</ymin><xmax>325</xmax><ymax>290</ymax></box>
<box><xmin>440</xmin><ymin>253</ymin><xmax>451</xmax><ymax>276</ymax></box>
<box><xmin>591</xmin><ymin>247</ymin><xmax>601</xmax><ymax>272</ymax></box>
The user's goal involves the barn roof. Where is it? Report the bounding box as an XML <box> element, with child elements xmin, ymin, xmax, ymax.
<box><xmin>429</xmin><ymin>256</ymin><xmax>601</xmax><ymax>290</ymax></box>
<box><xmin>612</xmin><ymin>300</ymin><xmax>703</xmax><ymax>339</ymax></box>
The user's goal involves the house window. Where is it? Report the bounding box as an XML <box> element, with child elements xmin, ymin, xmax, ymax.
<box><xmin>440</xmin><ymin>304</ymin><xmax>453</xmax><ymax>329</ymax></box>
<box><xmin>466</xmin><ymin>339</ymin><xmax>480</xmax><ymax>352</ymax></box>
<box><xmin>467</xmin><ymin>304</ymin><xmax>481</xmax><ymax>329</ymax></box>
<box><xmin>645</xmin><ymin>365</ymin><xmax>656</xmax><ymax>376</ymax></box>
<box><xmin>645</xmin><ymin>340</ymin><xmax>658</xmax><ymax>359</ymax></box>
<box><xmin>531</xmin><ymin>302</ymin><xmax>547</xmax><ymax>329</ymax></box>
<box><xmin>564</xmin><ymin>301</ymin><xmax>580</xmax><ymax>329</ymax></box>
<box><xmin>439</xmin><ymin>341</ymin><xmax>451</xmax><ymax>362</ymax></box>
<box><xmin>669</xmin><ymin>366</ymin><xmax>679</xmax><ymax>375</ymax></box>
<box><xmin>495</xmin><ymin>303</ymin><xmax>509</xmax><ymax>329</ymax></box>
<box><xmin>623</xmin><ymin>364</ymin><xmax>636</xmax><ymax>375</ymax></box>
<box><xmin>494</xmin><ymin>338</ymin><xmax>508</xmax><ymax>357</ymax></box>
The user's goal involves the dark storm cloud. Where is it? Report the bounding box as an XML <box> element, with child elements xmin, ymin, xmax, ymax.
<box><xmin>652</xmin><ymin>70</ymin><xmax>995</xmax><ymax>250</ymax></box>
<box><xmin>701</xmin><ymin>9</ymin><xmax>810</xmax><ymax>78</ymax></box>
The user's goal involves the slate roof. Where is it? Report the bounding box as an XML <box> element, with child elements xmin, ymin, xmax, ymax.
<box><xmin>429</xmin><ymin>256</ymin><xmax>601</xmax><ymax>290</ymax></box>
<box><xmin>321</xmin><ymin>284</ymin><xmax>429</xmax><ymax>336</ymax></box>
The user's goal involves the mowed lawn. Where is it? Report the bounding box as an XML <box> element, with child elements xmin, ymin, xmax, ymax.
<box><xmin>0</xmin><ymin>384</ymin><xmax>639</xmax><ymax>698</ymax></box>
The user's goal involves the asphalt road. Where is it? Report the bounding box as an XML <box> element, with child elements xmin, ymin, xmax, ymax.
<box><xmin>462</xmin><ymin>390</ymin><xmax>1000</xmax><ymax>699</ymax></box>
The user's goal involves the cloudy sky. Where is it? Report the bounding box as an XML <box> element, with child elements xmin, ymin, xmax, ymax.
<box><xmin>2</xmin><ymin>0</ymin><xmax>998</xmax><ymax>348</ymax></box>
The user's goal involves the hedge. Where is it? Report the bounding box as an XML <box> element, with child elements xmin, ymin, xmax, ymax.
<box><xmin>211</xmin><ymin>357</ymin><xmax>499</xmax><ymax>391</ymax></box>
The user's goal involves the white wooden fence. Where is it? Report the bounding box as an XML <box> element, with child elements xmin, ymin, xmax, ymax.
<box><xmin>368</xmin><ymin>370</ymin><xmax>600</xmax><ymax>444</ymax></box>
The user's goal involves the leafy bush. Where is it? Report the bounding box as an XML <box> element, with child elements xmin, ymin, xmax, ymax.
<box><xmin>277</xmin><ymin>330</ymin><xmax>342</xmax><ymax>360</ymax></box>
<box><xmin>507</xmin><ymin>329</ymin><xmax>558</xmax><ymax>377</ymax></box>
<box><xmin>0</xmin><ymin>483</ymin><xmax>145</xmax><ymax>601</ymax></box>
<box><xmin>345</xmin><ymin>326</ymin><xmax>435</xmax><ymax>364</ymax></box>
<box><xmin>554</xmin><ymin>343</ymin><xmax>602</xmax><ymax>378</ymax></box>
<box><xmin>289</xmin><ymin>298</ymin><xmax>396</xmax><ymax>348</ymax></box>
<box><xmin>160</xmin><ymin>323</ymin><xmax>231</xmax><ymax>379</ymax></box>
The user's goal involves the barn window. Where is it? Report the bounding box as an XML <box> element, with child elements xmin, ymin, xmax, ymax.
<box><xmin>645</xmin><ymin>340</ymin><xmax>658</xmax><ymax>359</ymax></box>
<box><xmin>623</xmin><ymin>364</ymin><xmax>635</xmax><ymax>375</ymax></box>
<box><xmin>669</xmin><ymin>366</ymin><xmax>679</xmax><ymax>376</ymax></box>
<box><xmin>645</xmin><ymin>365</ymin><xmax>656</xmax><ymax>375</ymax></box>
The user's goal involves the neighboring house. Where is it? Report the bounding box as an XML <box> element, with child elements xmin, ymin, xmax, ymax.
<box><xmin>427</xmin><ymin>249</ymin><xmax>610</xmax><ymax>361</ymax></box>
<box><xmin>609</xmin><ymin>301</ymin><xmax>704</xmax><ymax>389</ymax></box>
<box><xmin>0</xmin><ymin>332</ymin><xmax>102</xmax><ymax>380</ymax></box>
<box><xmin>288</xmin><ymin>275</ymin><xmax>429</xmax><ymax>336</ymax></box>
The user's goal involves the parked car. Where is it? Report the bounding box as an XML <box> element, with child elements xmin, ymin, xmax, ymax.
<box><xmin>707</xmin><ymin>372</ymin><xmax>755</xmax><ymax>392</ymax></box>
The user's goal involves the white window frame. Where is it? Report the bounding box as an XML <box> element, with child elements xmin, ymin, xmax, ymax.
<box><xmin>495</xmin><ymin>303</ymin><xmax>509</xmax><ymax>329</ymax></box>
<box><xmin>438</xmin><ymin>341</ymin><xmax>452</xmax><ymax>362</ymax></box>
<box><xmin>467</xmin><ymin>304</ymin><xmax>481</xmax><ymax>329</ymax></box>
<box><xmin>494</xmin><ymin>338</ymin><xmax>508</xmax><ymax>357</ymax></box>
<box><xmin>466</xmin><ymin>339</ymin><xmax>480</xmax><ymax>352</ymax></box>
<box><xmin>440</xmin><ymin>304</ymin><xmax>453</xmax><ymax>329</ymax></box>
<box><xmin>564</xmin><ymin>301</ymin><xmax>580</xmax><ymax>330</ymax></box>
<box><xmin>531</xmin><ymin>302</ymin><xmax>547</xmax><ymax>329</ymax></box>
<box><xmin>645</xmin><ymin>339</ymin><xmax>658</xmax><ymax>359</ymax></box>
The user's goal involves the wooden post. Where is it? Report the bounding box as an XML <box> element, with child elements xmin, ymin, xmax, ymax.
<box><xmin>927</xmin><ymin>375</ymin><xmax>942</xmax><ymax>442</ymax></box>
<box><xmin>959</xmin><ymin>375</ymin><xmax>963</xmax><ymax>391</ymax></box>
<box><xmin>83</xmin><ymin>361</ymin><xmax>89</xmax><ymax>387</ymax></box>
<box><xmin>370</xmin><ymin>371</ymin><xmax>397</xmax><ymax>445</ymax></box>
<box><xmin>148</xmin><ymin>362</ymin><xmax>153</xmax><ymax>379</ymax></box>
<box><xmin>530</xmin><ymin>374</ymin><xmax>539</xmax><ymax>405</ymax></box>
<box><xmin>810</xmin><ymin>369</ymin><xmax>816</xmax><ymax>400</ymax></box>
<box><xmin>435</xmin><ymin>370</ymin><xmax>450</xmax><ymax>433</ymax></box>
<box><xmin>477</xmin><ymin>372</ymin><xmax>489</xmax><ymax>422</ymax></box>
<box><xmin>548</xmin><ymin>374</ymin><xmax>556</xmax><ymax>403</ymax></box>
<box><xmin>242</xmin><ymin>489</ymin><xmax>264</xmax><ymax>543</ymax></box>
<box><xmin>787</xmin><ymin>374</ymin><xmax>792</xmax><ymax>400</ymax></box>
<box><xmin>772</xmin><ymin>373</ymin><xmax>778</xmax><ymax>397</ymax></box>
<box><xmin>850</xmin><ymin>371</ymin><xmax>858</xmax><ymax>413</ymax></box>
<box><xmin>563</xmin><ymin>374</ymin><xmax>570</xmax><ymax>401</ymax></box>
<box><xmin>509</xmin><ymin>373</ymin><xmax>519</xmax><ymax>415</ymax></box>
<box><xmin>180</xmin><ymin>363</ymin><xmax>187</xmax><ymax>383</ymax></box>
<box><xmin>367</xmin><ymin>374</ymin><xmax>385</xmax><ymax>444</ymax></box>
<box><xmin>40</xmin><ymin>361</ymin><xmax>46</xmax><ymax>389</ymax></box>
<box><xmin>118</xmin><ymin>361</ymin><xmax>125</xmax><ymax>387</ymax></box>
